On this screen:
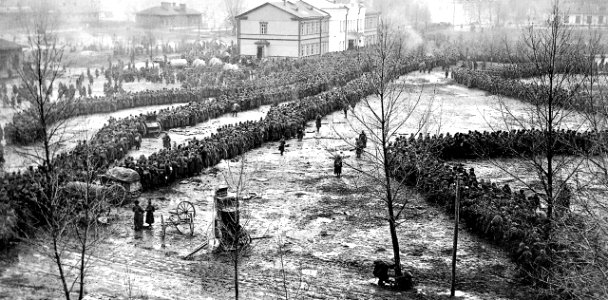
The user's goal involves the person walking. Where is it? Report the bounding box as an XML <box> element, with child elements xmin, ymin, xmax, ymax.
<box><xmin>297</xmin><ymin>125</ymin><xmax>304</xmax><ymax>141</ymax></box>
<box><xmin>145</xmin><ymin>199</ymin><xmax>156</xmax><ymax>227</ymax></box>
<box><xmin>132</xmin><ymin>200</ymin><xmax>144</xmax><ymax>231</ymax></box>
<box><xmin>355</xmin><ymin>138</ymin><xmax>363</xmax><ymax>159</ymax></box>
<box><xmin>135</xmin><ymin>132</ymin><xmax>142</xmax><ymax>150</ymax></box>
<box><xmin>315</xmin><ymin>114</ymin><xmax>322</xmax><ymax>133</ymax></box>
<box><xmin>279</xmin><ymin>136</ymin><xmax>286</xmax><ymax>156</ymax></box>
<box><xmin>334</xmin><ymin>152</ymin><xmax>343</xmax><ymax>178</ymax></box>
<box><xmin>162</xmin><ymin>133</ymin><xmax>171</xmax><ymax>149</ymax></box>
<box><xmin>359</xmin><ymin>131</ymin><xmax>367</xmax><ymax>148</ymax></box>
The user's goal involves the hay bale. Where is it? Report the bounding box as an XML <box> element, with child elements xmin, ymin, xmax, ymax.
<box><xmin>105</xmin><ymin>167</ymin><xmax>140</xmax><ymax>183</ymax></box>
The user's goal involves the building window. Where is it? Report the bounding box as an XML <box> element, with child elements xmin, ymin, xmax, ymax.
<box><xmin>600</xmin><ymin>16</ymin><xmax>605</xmax><ymax>24</ymax></box>
<box><xmin>564</xmin><ymin>15</ymin><xmax>569</xmax><ymax>23</ymax></box>
<box><xmin>260</xmin><ymin>22</ymin><xmax>268</xmax><ymax>34</ymax></box>
<box><xmin>587</xmin><ymin>16</ymin><xmax>593</xmax><ymax>24</ymax></box>
<box><xmin>301</xmin><ymin>46</ymin><xmax>305</xmax><ymax>56</ymax></box>
<box><xmin>576</xmin><ymin>16</ymin><xmax>581</xmax><ymax>24</ymax></box>
<box><xmin>301</xmin><ymin>23</ymin><xmax>305</xmax><ymax>35</ymax></box>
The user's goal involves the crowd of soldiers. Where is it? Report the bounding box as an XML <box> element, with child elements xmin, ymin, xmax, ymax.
<box><xmin>390</xmin><ymin>134</ymin><xmax>571</xmax><ymax>281</ymax></box>
<box><xmin>4</xmin><ymin>50</ymin><xmax>363</xmax><ymax>146</ymax></box>
<box><xmin>115</xmin><ymin>71</ymin><xmax>378</xmax><ymax>190</ymax></box>
<box><xmin>392</xmin><ymin>129</ymin><xmax>602</xmax><ymax>161</ymax></box>
<box><xmin>0</xmin><ymin>50</ymin><xmax>437</xmax><ymax>252</ymax></box>
<box><xmin>452</xmin><ymin>68</ymin><xmax>596</xmax><ymax>113</ymax></box>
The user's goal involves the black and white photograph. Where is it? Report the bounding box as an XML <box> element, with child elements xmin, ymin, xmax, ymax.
<box><xmin>0</xmin><ymin>0</ymin><xmax>607</xmax><ymax>299</ymax></box>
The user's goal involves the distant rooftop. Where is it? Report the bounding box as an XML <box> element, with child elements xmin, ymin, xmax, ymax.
<box><xmin>136</xmin><ymin>2</ymin><xmax>201</xmax><ymax>16</ymax></box>
<box><xmin>303</xmin><ymin>0</ymin><xmax>349</xmax><ymax>9</ymax></box>
<box><xmin>237</xmin><ymin>1</ymin><xmax>329</xmax><ymax>20</ymax></box>
<box><xmin>0</xmin><ymin>39</ymin><xmax>23</xmax><ymax>51</ymax></box>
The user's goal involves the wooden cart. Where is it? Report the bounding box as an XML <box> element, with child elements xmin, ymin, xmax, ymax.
<box><xmin>161</xmin><ymin>201</ymin><xmax>196</xmax><ymax>236</ymax></box>
<box><xmin>100</xmin><ymin>167</ymin><xmax>142</xmax><ymax>203</ymax></box>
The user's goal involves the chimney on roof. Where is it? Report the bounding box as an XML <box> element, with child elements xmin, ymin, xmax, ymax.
<box><xmin>161</xmin><ymin>2</ymin><xmax>171</xmax><ymax>9</ymax></box>
<box><xmin>172</xmin><ymin>2</ymin><xmax>176</xmax><ymax>8</ymax></box>
<box><xmin>180</xmin><ymin>3</ymin><xmax>186</xmax><ymax>11</ymax></box>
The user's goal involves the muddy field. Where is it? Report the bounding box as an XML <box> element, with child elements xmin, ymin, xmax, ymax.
<box><xmin>0</xmin><ymin>70</ymin><xmax>572</xmax><ymax>299</ymax></box>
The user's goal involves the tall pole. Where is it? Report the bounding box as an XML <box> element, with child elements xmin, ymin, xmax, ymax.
<box><xmin>451</xmin><ymin>174</ymin><xmax>460</xmax><ymax>297</ymax></box>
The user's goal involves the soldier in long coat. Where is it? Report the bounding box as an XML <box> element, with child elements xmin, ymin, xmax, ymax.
<box><xmin>315</xmin><ymin>114</ymin><xmax>322</xmax><ymax>133</ymax></box>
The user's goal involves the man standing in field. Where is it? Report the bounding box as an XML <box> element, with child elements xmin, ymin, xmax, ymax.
<box><xmin>162</xmin><ymin>133</ymin><xmax>171</xmax><ymax>149</ymax></box>
<box><xmin>334</xmin><ymin>152</ymin><xmax>343</xmax><ymax>178</ymax></box>
<box><xmin>316</xmin><ymin>114</ymin><xmax>322</xmax><ymax>133</ymax></box>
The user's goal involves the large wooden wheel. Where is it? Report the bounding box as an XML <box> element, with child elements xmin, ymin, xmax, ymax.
<box><xmin>176</xmin><ymin>201</ymin><xmax>196</xmax><ymax>220</ymax></box>
<box><xmin>173</xmin><ymin>214</ymin><xmax>194</xmax><ymax>236</ymax></box>
<box><xmin>105</xmin><ymin>184</ymin><xmax>127</xmax><ymax>205</ymax></box>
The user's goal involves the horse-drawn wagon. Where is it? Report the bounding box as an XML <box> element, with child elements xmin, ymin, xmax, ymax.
<box><xmin>100</xmin><ymin>167</ymin><xmax>142</xmax><ymax>200</ymax></box>
<box><xmin>143</xmin><ymin>115</ymin><xmax>163</xmax><ymax>137</ymax></box>
<box><xmin>60</xmin><ymin>167</ymin><xmax>142</xmax><ymax>225</ymax></box>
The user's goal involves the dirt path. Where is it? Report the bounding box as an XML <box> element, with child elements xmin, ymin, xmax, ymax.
<box><xmin>0</xmin><ymin>71</ymin><xmax>538</xmax><ymax>300</ymax></box>
<box><xmin>1</xmin><ymin>103</ymin><xmax>189</xmax><ymax>173</ymax></box>
<box><xmin>129</xmin><ymin>103</ymin><xmax>279</xmax><ymax>159</ymax></box>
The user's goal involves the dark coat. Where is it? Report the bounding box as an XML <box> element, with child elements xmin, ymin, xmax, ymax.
<box><xmin>145</xmin><ymin>204</ymin><xmax>155</xmax><ymax>224</ymax></box>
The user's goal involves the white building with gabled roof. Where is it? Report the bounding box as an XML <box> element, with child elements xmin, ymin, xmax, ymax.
<box><xmin>236</xmin><ymin>1</ymin><xmax>330</xmax><ymax>58</ymax></box>
<box><xmin>303</xmin><ymin>0</ymin><xmax>349</xmax><ymax>51</ymax></box>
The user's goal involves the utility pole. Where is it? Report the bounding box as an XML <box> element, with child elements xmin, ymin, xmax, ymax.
<box><xmin>450</xmin><ymin>174</ymin><xmax>461</xmax><ymax>297</ymax></box>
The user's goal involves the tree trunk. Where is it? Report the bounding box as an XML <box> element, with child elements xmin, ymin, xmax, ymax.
<box><xmin>387</xmin><ymin>201</ymin><xmax>402</xmax><ymax>276</ymax></box>
<box><xmin>78</xmin><ymin>206</ymin><xmax>89</xmax><ymax>300</ymax></box>
<box><xmin>53</xmin><ymin>238</ymin><xmax>71</xmax><ymax>300</ymax></box>
<box><xmin>380</xmin><ymin>86</ymin><xmax>402</xmax><ymax>276</ymax></box>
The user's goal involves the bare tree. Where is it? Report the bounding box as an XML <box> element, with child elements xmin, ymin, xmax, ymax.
<box><xmin>215</xmin><ymin>154</ymin><xmax>256</xmax><ymax>299</ymax></box>
<box><xmin>491</xmin><ymin>2</ymin><xmax>586</xmax><ymax>223</ymax></box>
<box><xmin>224</xmin><ymin>0</ymin><xmax>243</xmax><ymax>36</ymax></box>
<box><xmin>22</xmin><ymin>141</ymin><xmax>114</xmax><ymax>300</ymax></box>
<box><xmin>13</xmin><ymin>6</ymin><xmax>78</xmax><ymax>171</ymax></box>
<box><xmin>477</xmin><ymin>2</ymin><xmax>608</xmax><ymax>297</ymax></box>
<box><xmin>565</xmin><ymin>27</ymin><xmax>608</xmax><ymax>300</ymax></box>
<box><xmin>328</xmin><ymin>21</ymin><xmax>439</xmax><ymax>285</ymax></box>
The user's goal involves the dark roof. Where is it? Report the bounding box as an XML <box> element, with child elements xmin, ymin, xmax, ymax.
<box><xmin>366</xmin><ymin>10</ymin><xmax>380</xmax><ymax>16</ymax></box>
<box><xmin>237</xmin><ymin>1</ymin><xmax>329</xmax><ymax>20</ymax></box>
<box><xmin>136</xmin><ymin>4</ymin><xmax>201</xmax><ymax>16</ymax></box>
<box><xmin>0</xmin><ymin>39</ymin><xmax>23</xmax><ymax>51</ymax></box>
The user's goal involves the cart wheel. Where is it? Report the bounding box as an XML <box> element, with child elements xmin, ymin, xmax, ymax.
<box><xmin>176</xmin><ymin>201</ymin><xmax>196</xmax><ymax>220</ymax></box>
<box><xmin>106</xmin><ymin>184</ymin><xmax>127</xmax><ymax>205</ymax></box>
<box><xmin>174</xmin><ymin>216</ymin><xmax>193</xmax><ymax>236</ymax></box>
